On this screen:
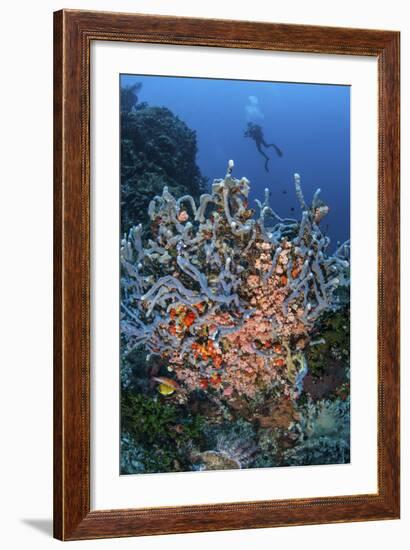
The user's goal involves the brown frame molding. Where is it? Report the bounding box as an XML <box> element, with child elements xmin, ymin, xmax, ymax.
<box><xmin>53</xmin><ymin>9</ymin><xmax>400</xmax><ymax>541</ymax></box>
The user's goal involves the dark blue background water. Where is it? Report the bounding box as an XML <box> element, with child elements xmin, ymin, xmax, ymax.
<box><xmin>121</xmin><ymin>74</ymin><xmax>350</xmax><ymax>248</ymax></box>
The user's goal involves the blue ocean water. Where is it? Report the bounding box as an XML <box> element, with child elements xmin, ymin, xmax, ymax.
<box><xmin>120</xmin><ymin>74</ymin><xmax>350</xmax><ymax>248</ymax></box>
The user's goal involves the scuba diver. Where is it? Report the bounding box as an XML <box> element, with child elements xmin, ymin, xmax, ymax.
<box><xmin>244</xmin><ymin>122</ymin><xmax>283</xmax><ymax>172</ymax></box>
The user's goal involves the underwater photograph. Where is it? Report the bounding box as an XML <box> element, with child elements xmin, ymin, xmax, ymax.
<box><xmin>120</xmin><ymin>74</ymin><xmax>351</xmax><ymax>475</ymax></box>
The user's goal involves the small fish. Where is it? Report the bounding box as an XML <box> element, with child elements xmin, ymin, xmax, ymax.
<box><xmin>282</xmin><ymin>190</ymin><xmax>287</xmax><ymax>194</ymax></box>
<box><xmin>153</xmin><ymin>377</ymin><xmax>181</xmax><ymax>396</ymax></box>
<box><xmin>290</xmin><ymin>207</ymin><xmax>295</xmax><ymax>212</ymax></box>
<box><xmin>158</xmin><ymin>384</ymin><xmax>175</xmax><ymax>396</ymax></box>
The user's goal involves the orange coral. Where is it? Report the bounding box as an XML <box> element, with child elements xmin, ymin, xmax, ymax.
<box><xmin>274</xmin><ymin>343</ymin><xmax>283</xmax><ymax>354</ymax></box>
<box><xmin>164</xmin><ymin>240</ymin><xmax>312</xmax><ymax>398</ymax></box>
<box><xmin>210</xmin><ymin>373</ymin><xmax>222</xmax><ymax>386</ymax></box>
<box><xmin>183</xmin><ymin>310</ymin><xmax>196</xmax><ymax>327</ymax></box>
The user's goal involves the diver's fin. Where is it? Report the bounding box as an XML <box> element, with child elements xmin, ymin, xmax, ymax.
<box><xmin>256</xmin><ymin>144</ymin><xmax>270</xmax><ymax>172</ymax></box>
<box><xmin>266</xmin><ymin>143</ymin><xmax>283</xmax><ymax>157</ymax></box>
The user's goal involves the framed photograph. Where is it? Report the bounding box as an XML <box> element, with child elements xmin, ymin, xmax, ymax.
<box><xmin>54</xmin><ymin>9</ymin><xmax>400</xmax><ymax>540</ymax></box>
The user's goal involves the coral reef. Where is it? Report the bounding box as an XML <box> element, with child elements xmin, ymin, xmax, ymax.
<box><xmin>121</xmin><ymin>90</ymin><xmax>207</xmax><ymax>233</ymax></box>
<box><xmin>120</xmin><ymin>159</ymin><xmax>350</xmax><ymax>473</ymax></box>
<box><xmin>305</xmin><ymin>306</ymin><xmax>350</xmax><ymax>375</ymax></box>
<box><xmin>192</xmin><ymin>434</ymin><xmax>257</xmax><ymax>470</ymax></box>
<box><xmin>191</xmin><ymin>419</ymin><xmax>257</xmax><ymax>470</ymax></box>
<box><xmin>121</xmin><ymin>82</ymin><xmax>142</xmax><ymax>114</ymax></box>
<box><xmin>121</xmin><ymin>161</ymin><xmax>350</xmax><ymax>406</ymax></box>
<box><xmin>283</xmin><ymin>397</ymin><xmax>350</xmax><ymax>465</ymax></box>
<box><xmin>121</xmin><ymin>390</ymin><xmax>204</xmax><ymax>473</ymax></box>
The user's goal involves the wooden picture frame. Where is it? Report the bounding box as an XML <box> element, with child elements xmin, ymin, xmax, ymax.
<box><xmin>54</xmin><ymin>9</ymin><xmax>400</xmax><ymax>541</ymax></box>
